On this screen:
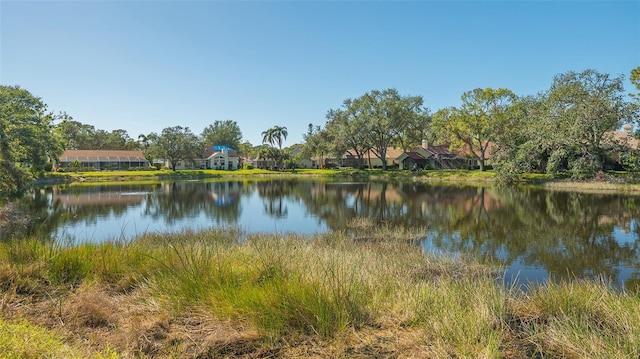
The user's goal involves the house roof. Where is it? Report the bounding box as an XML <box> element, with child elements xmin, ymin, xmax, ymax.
<box><xmin>203</xmin><ymin>145</ymin><xmax>239</xmax><ymax>159</ymax></box>
<box><xmin>59</xmin><ymin>150</ymin><xmax>147</xmax><ymax>162</ymax></box>
<box><xmin>418</xmin><ymin>143</ymin><xmax>486</xmax><ymax>159</ymax></box>
<box><xmin>404</xmin><ymin>152</ymin><xmax>426</xmax><ymax>160</ymax></box>
<box><xmin>361</xmin><ymin>147</ymin><xmax>405</xmax><ymax>159</ymax></box>
<box><xmin>423</xmin><ymin>144</ymin><xmax>454</xmax><ymax>156</ymax></box>
<box><xmin>607</xmin><ymin>131</ymin><xmax>639</xmax><ymax>149</ymax></box>
<box><xmin>213</xmin><ymin>145</ymin><xmax>234</xmax><ymax>151</ymax></box>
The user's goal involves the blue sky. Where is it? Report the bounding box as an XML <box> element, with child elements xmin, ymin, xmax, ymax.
<box><xmin>2</xmin><ymin>1</ymin><xmax>639</xmax><ymax>146</ymax></box>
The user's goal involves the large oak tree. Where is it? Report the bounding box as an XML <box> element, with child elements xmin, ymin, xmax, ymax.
<box><xmin>327</xmin><ymin>89</ymin><xmax>427</xmax><ymax>170</ymax></box>
<box><xmin>433</xmin><ymin>87</ymin><xmax>516</xmax><ymax>171</ymax></box>
<box><xmin>150</xmin><ymin>126</ymin><xmax>200</xmax><ymax>171</ymax></box>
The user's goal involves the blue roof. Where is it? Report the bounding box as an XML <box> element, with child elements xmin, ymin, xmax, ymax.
<box><xmin>213</xmin><ymin>145</ymin><xmax>234</xmax><ymax>151</ymax></box>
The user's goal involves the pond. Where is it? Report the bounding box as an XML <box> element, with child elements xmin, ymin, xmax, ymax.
<box><xmin>10</xmin><ymin>178</ymin><xmax>640</xmax><ymax>290</ymax></box>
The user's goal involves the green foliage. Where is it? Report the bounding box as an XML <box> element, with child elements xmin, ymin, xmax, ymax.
<box><xmin>55</xmin><ymin>118</ymin><xmax>137</xmax><ymax>151</ymax></box>
<box><xmin>302</xmin><ymin>123</ymin><xmax>334</xmax><ymax>168</ymax></box>
<box><xmin>631</xmin><ymin>66</ymin><xmax>640</xmax><ymax>92</ymax></box>
<box><xmin>0</xmin><ymin>86</ymin><xmax>63</xmax><ymax>198</ymax></box>
<box><xmin>355</xmin><ymin>88</ymin><xmax>425</xmax><ymax>170</ymax></box>
<box><xmin>66</xmin><ymin>161</ymin><xmax>95</xmax><ymax>173</ymax></box>
<box><xmin>494</xmin><ymin>69</ymin><xmax>639</xmax><ymax>179</ymax></box>
<box><xmin>433</xmin><ymin>87</ymin><xmax>516</xmax><ymax>171</ymax></box>
<box><xmin>148</xmin><ymin>126</ymin><xmax>201</xmax><ymax>171</ymax></box>
<box><xmin>0</xmin><ymin>318</ymin><xmax>112</xmax><ymax>358</ymax></box>
<box><xmin>261</xmin><ymin>125</ymin><xmax>288</xmax><ymax>149</ymax></box>
<box><xmin>200</xmin><ymin>120</ymin><xmax>242</xmax><ymax>150</ymax></box>
<box><xmin>260</xmin><ymin>126</ymin><xmax>289</xmax><ymax>169</ymax></box>
<box><xmin>237</xmin><ymin>141</ymin><xmax>256</xmax><ymax>158</ymax></box>
<box><xmin>545</xmin><ymin>70</ymin><xmax>630</xmax><ymax>177</ymax></box>
<box><xmin>326</xmin><ymin>89</ymin><xmax>427</xmax><ymax>170</ymax></box>
<box><xmin>621</xmin><ymin>151</ymin><xmax>640</xmax><ymax>178</ymax></box>
<box><xmin>69</xmin><ymin>159</ymin><xmax>82</xmax><ymax>169</ymax></box>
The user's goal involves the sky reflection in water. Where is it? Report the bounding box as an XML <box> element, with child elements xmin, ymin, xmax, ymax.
<box><xmin>19</xmin><ymin>179</ymin><xmax>640</xmax><ymax>291</ymax></box>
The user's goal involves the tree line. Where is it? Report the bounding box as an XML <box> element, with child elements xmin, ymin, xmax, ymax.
<box><xmin>305</xmin><ymin>68</ymin><xmax>640</xmax><ymax>179</ymax></box>
<box><xmin>1</xmin><ymin>67</ymin><xmax>639</xmax><ymax>198</ymax></box>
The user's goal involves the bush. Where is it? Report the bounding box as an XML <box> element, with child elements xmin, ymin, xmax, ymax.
<box><xmin>243</xmin><ymin>163</ymin><xmax>254</xmax><ymax>170</ymax></box>
<box><xmin>44</xmin><ymin>162</ymin><xmax>53</xmax><ymax>172</ymax></box>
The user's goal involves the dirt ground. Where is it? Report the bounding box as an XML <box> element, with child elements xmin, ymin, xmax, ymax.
<box><xmin>1</xmin><ymin>283</ymin><xmax>440</xmax><ymax>359</ymax></box>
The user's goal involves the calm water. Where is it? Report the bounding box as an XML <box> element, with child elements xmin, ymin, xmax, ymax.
<box><xmin>12</xmin><ymin>179</ymin><xmax>640</xmax><ymax>290</ymax></box>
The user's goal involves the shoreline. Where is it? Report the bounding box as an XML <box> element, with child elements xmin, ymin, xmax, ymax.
<box><xmin>33</xmin><ymin>169</ymin><xmax>640</xmax><ymax>194</ymax></box>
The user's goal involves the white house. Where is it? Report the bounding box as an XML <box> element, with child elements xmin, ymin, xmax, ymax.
<box><xmin>155</xmin><ymin>146</ymin><xmax>240</xmax><ymax>170</ymax></box>
<box><xmin>203</xmin><ymin>145</ymin><xmax>240</xmax><ymax>170</ymax></box>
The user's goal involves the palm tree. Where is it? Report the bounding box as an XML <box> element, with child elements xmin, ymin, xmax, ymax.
<box><xmin>261</xmin><ymin>128</ymin><xmax>275</xmax><ymax>148</ymax></box>
<box><xmin>272</xmin><ymin>125</ymin><xmax>288</xmax><ymax>149</ymax></box>
<box><xmin>138</xmin><ymin>134</ymin><xmax>149</xmax><ymax>148</ymax></box>
<box><xmin>261</xmin><ymin>126</ymin><xmax>288</xmax><ymax>169</ymax></box>
<box><xmin>261</xmin><ymin>126</ymin><xmax>288</xmax><ymax>149</ymax></box>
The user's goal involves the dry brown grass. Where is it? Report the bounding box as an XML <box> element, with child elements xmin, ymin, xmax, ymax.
<box><xmin>0</xmin><ymin>279</ymin><xmax>499</xmax><ymax>358</ymax></box>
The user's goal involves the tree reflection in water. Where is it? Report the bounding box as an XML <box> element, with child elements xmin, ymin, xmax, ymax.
<box><xmin>13</xmin><ymin>180</ymin><xmax>640</xmax><ymax>290</ymax></box>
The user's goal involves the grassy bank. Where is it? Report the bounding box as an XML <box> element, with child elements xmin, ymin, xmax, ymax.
<box><xmin>1</xmin><ymin>224</ymin><xmax>638</xmax><ymax>358</ymax></box>
<box><xmin>40</xmin><ymin>168</ymin><xmax>356</xmax><ymax>185</ymax></box>
<box><xmin>42</xmin><ymin>168</ymin><xmax>498</xmax><ymax>186</ymax></box>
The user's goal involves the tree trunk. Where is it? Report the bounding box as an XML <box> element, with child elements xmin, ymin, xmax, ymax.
<box><xmin>479</xmin><ymin>146</ymin><xmax>487</xmax><ymax>171</ymax></box>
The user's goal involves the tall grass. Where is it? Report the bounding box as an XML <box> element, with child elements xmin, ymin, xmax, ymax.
<box><xmin>512</xmin><ymin>280</ymin><xmax>640</xmax><ymax>357</ymax></box>
<box><xmin>148</xmin><ymin>230</ymin><xmax>375</xmax><ymax>338</ymax></box>
<box><xmin>1</xmin><ymin>226</ymin><xmax>639</xmax><ymax>357</ymax></box>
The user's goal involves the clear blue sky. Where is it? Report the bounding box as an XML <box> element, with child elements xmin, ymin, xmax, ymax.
<box><xmin>2</xmin><ymin>1</ymin><xmax>639</xmax><ymax>146</ymax></box>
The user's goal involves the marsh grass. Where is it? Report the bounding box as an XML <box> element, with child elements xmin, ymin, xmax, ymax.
<box><xmin>1</xmin><ymin>227</ymin><xmax>639</xmax><ymax>358</ymax></box>
<box><xmin>512</xmin><ymin>280</ymin><xmax>640</xmax><ymax>357</ymax></box>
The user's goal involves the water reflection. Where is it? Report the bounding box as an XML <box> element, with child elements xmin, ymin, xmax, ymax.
<box><xmin>12</xmin><ymin>180</ymin><xmax>640</xmax><ymax>290</ymax></box>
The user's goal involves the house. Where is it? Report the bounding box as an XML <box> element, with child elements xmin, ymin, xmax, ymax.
<box><xmin>397</xmin><ymin>141</ymin><xmax>474</xmax><ymax>170</ymax></box>
<box><xmin>157</xmin><ymin>145</ymin><xmax>240</xmax><ymax>170</ymax></box>
<box><xmin>202</xmin><ymin>145</ymin><xmax>240</xmax><ymax>170</ymax></box>
<box><xmin>321</xmin><ymin>147</ymin><xmax>405</xmax><ymax>169</ymax></box>
<box><xmin>396</xmin><ymin>151</ymin><xmax>427</xmax><ymax>170</ymax></box>
<box><xmin>603</xmin><ymin>127</ymin><xmax>640</xmax><ymax>170</ymax></box>
<box><xmin>58</xmin><ymin>150</ymin><xmax>149</xmax><ymax>170</ymax></box>
<box><xmin>288</xmin><ymin>144</ymin><xmax>315</xmax><ymax>169</ymax></box>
